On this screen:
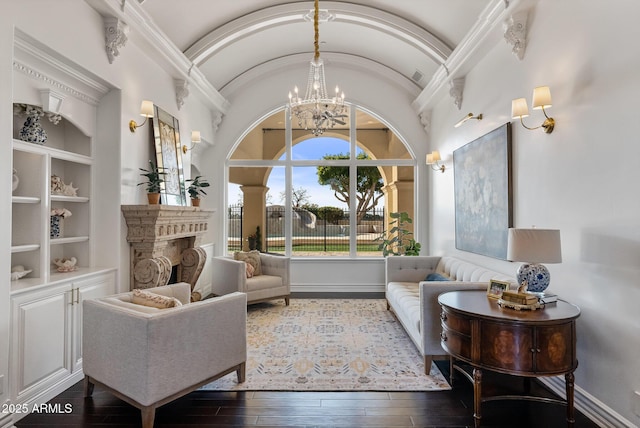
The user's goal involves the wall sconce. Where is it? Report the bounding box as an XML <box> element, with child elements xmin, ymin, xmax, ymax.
<box><xmin>129</xmin><ymin>100</ymin><xmax>154</xmax><ymax>133</ymax></box>
<box><xmin>182</xmin><ymin>131</ymin><xmax>201</xmax><ymax>154</ymax></box>
<box><xmin>426</xmin><ymin>151</ymin><xmax>445</xmax><ymax>173</ymax></box>
<box><xmin>454</xmin><ymin>112</ymin><xmax>482</xmax><ymax>128</ymax></box>
<box><xmin>511</xmin><ymin>86</ymin><xmax>555</xmax><ymax>134</ymax></box>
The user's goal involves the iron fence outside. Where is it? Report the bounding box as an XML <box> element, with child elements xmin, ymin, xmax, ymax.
<box><xmin>226</xmin><ymin>205</ymin><xmax>385</xmax><ymax>255</ymax></box>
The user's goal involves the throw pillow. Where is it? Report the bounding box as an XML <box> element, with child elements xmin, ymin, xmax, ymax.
<box><xmin>131</xmin><ymin>288</ymin><xmax>182</xmax><ymax>309</ymax></box>
<box><xmin>425</xmin><ymin>272</ymin><xmax>450</xmax><ymax>281</ymax></box>
<box><xmin>245</xmin><ymin>261</ymin><xmax>255</xmax><ymax>278</ymax></box>
<box><xmin>234</xmin><ymin>250</ymin><xmax>262</xmax><ymax>276</ymax></box>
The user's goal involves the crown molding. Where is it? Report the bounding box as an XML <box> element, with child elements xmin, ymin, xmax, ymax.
<box><xmin>13</xmin><ymin>29</ymin><xmax>110</xmax><ymax>106</ymax></box>
<box><xmin>86</xmin><ymin>0</ymin><xmax>229</xmax><ymax>114</ymax></box>
<box><xmin>412</xmin><ymin>0</ymin><xmax>532</xmax><ymax>114</ymax></box>
<box><xmin>185</xmin><ymin>2</ymin><xmax>451</xmax><ymax>66</ymax></box>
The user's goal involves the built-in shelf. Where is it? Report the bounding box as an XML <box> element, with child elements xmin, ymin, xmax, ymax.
<box><xmin>12</xmin><ymin>196</ymin><xmax>40</xmax><ymax>204</ymax></box>
<box><xmin>51</xmin><ymin>195</ymin><xmax>89</xmax><ymax>203</ymax></box>
<box><xmin>11</xmin><ymin>244</ymin><xmax>40</xmax><ymax>253</ymax></box>
<box><xmin>50</xmin><ymin>236</ymin><xmax>90</xmax><ymax>245</ymax></box>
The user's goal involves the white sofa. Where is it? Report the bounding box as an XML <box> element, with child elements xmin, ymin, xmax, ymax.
<box><xmin>385</xmin><ymin>256</ymin><xmax>515</xmax><ymax>373</ymax></box>
<box><xmin>83</xmin><ymin>283</ymin><xmax>247</xmax><ymax>428</ymax></box>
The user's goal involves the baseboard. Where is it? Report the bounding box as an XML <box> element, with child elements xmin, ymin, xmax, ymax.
<box><xmin>291</xmin><ymin>284</ymin><xmax>385</xmax><ymax>293</ymax></box>
<box><xmin>540</xmin><ymin>377</ymin><xmax>637</xmax><ymax>427</ymax></box>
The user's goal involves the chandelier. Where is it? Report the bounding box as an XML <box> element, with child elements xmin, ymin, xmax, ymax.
<box><xmin>288</xmin><ymin>0</ymin><xmax>346</xmax><ymax>136</ymax></box>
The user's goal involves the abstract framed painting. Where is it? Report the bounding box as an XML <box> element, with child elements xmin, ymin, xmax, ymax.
<box><xmin>453</xmin><ymin>123</ymin><xmax>512</xmax><ymax>259</ymax></box>
<box><xmin>152</xmin><ymin>104</ymin><xmax>186</xmax><ymax>206</ymax></box>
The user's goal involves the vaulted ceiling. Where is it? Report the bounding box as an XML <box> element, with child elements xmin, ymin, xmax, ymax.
<box><xmin>139</xmin><ymin>0</ymin><xmax>492</xmax><ymax>93</ymax></box>
<box><xmin>88</xmin><ymin>0</ymin><xmax>527</xmax><ymax>116</ymax></box>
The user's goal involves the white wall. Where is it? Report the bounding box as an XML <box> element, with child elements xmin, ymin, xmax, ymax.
<box><xmin>0</xmin><ymin>1</ymin><xmax>217</xmax><ymax>419</ymax></box>
<box><xmin>428</xmin><ymin>0</ymin><xmax>640</xmax><ymax>424</ymax></box>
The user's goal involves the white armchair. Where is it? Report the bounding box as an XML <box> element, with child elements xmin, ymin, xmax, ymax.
<box><xmin>82</xmin><ymin>283</ymin><xmax>247</xmax><ymax>428</ymax></box>
<box><xmin>211</xmin><ymin>253</ymin><xmax>290</xmax><ymax>305</ymax></box>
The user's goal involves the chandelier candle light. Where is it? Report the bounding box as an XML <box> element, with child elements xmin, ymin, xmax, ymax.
<box><xmin>288</xmin><ymin>0</ymin><xmax>346</xmax><ymax>136</ymax></box>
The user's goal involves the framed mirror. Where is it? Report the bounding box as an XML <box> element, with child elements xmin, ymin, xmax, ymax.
<box><xmin>152</xmin><ymin>104</ymin><xmax>186</xmax><ymax>205</ymax></box>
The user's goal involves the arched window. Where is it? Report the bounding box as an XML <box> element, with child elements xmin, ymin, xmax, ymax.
<box><xmin>227</xmin><ymin>105</ymin><xmax>415</xmax><ymax>258</ymax></box>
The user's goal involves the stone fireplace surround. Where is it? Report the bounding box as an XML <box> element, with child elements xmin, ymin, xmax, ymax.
<box><xmin>121</xmin><ymin>205</ymin><xmax>214</xmax><ymax>299</ymax></box>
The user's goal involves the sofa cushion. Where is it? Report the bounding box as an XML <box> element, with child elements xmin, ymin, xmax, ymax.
<box><xmin>234</xmin><ymin>250</ymin><xmax>262</xmax><ymax>276</ymax></box>
<box><xmin>132</xmin><ymin>288</ymin><xmax>182</xmax><ymax>309</ymax></box>
<box><xmin>425</xmin><ymin>272</ymin><xmax>449</xmax><ymax>281</ymax></box>
<box><xmin>246</xmin><ymin>274</ymin><xmax>283</xmax><ymax>291</ymax></box>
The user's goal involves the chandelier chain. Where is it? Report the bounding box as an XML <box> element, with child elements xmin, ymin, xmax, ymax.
<box><xmin>287</xmin><ymin>0</ymin><xmax>346</xmax><ymax>136</ymax></box>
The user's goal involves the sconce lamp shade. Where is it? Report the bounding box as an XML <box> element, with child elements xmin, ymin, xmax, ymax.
<box><xmin>426</xmin><ymin>151</ymin><xmax>441</xmax><ymax>164</ymax></box>
<box><xmin>507</xmin><ymin>228</ymin><xmax>562</xmax><ymax>293</ymax></box>
<box><xmin>183</xmin><ymin>130</ymin><xmax>202</xmax><ymax>154</ymax></box>
<box><xmin>140</xmin><ymin>100</ymin><xmax>154</xmax><ymax>118</ymax></box>
<box><xmin>532</xmin><ymin>86</ymin><xmax>552</xmax><ymax>110</ymax></box>
<box><xmin>191</xmin><ymin>131</ymin><xmax>201</xmax><ymax>143</ymax></box>
<box><xmin>129</xmin><ymin>100</ymin><xmax>154</xmax><ymax>132</ymax></box>
<box><xmin>511</xmin><ymin>98</ymin><xmax>529</xmax><ymax>118</ymax></box>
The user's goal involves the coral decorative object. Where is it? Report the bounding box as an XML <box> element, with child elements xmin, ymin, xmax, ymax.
<box><xmin>12</xmin><ymin>169</ymin><xmax>19</xmax><ymax>193</ymax></box>
<box><xmin>53</xmin><ymin>257</ymin><xmax>78</xmax><ymax>272</ymax></box>
<box><xmin>11</xmin><ymin>265</ymin><xmax>32</xmax><ymax>280</ymax></box>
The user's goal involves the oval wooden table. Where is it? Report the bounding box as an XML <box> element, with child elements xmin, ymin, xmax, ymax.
<box><xmin>438</xmin><ymin>290</ymin><xmax>581</xmax><ymax>427</ymax></box>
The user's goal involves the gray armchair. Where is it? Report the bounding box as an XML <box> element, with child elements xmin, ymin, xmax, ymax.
<box><xmin>82</xmin><ymin>283</ymin><xmax>247</xmax><ymax>428</ymax></box>
<box><xmin>211</xmin><ymin>253</ymin><xmax>290</xmax><ymax>305</ymax></box>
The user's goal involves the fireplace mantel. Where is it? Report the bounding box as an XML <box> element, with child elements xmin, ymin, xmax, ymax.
<box><xmin>121</xmin><ymin>205</ymin><xmax>215</xmax><ymax>290</ymax></box>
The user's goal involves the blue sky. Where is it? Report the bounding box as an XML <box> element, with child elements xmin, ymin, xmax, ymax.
<box><xmin>229</xmin><ymin>137</ymin><xmax>364</xmax><ymax>208</ymax></box>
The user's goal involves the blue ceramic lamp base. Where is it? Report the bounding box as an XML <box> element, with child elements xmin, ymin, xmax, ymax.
<box><xmin>516</xmin><ymin>263</ymin><xmax>551</xmax><ymax>293</ymax></box>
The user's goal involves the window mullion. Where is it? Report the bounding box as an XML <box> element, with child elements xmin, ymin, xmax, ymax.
<box><xmin>349</xmin><ymin>104</ymin><xmax>357</xmax><ymax>258</ymax></box>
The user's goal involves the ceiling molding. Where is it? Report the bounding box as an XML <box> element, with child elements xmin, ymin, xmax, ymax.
<box><xmin>184</xmin><ymin>2</ymin><xmax>452</xmax><ymax>66</ymax></box>
<box><xmin>86</xmin><ymin>0</ymin><xmax>229</xmax><ymax>114</ymax></box>
<box><xmin>412</xmin><ymin>0</ymin><xmax>531</xmax><ymax>114</ymax></box>
<box><xmin>220</xmin><ymin>52</ymin><xmax>421</xmax><ymax>101</ymax></box>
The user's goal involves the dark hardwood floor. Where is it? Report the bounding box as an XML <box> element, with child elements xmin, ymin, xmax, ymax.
<box><xmin>14</xmin><ymin>361</ymin><xmax>599</xmax><ymax>428</ymax></box>
<box><xmin>15</xmin><ymin>294</ymin><xmax>599</xmax><ymax>427</ymax></box>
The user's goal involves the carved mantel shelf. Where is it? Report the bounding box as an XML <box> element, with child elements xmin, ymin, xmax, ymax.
<box><xmin>121</xmin><ymin>205</ymin><xmax>215</xmax><ymax>290</ymax></box>
<box><xmin>121</xmin><ymin>204</ymin><xmax>214</xmax><ymax>244</ymax></box>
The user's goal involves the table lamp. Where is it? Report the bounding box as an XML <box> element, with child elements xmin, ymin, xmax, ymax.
<box><xmin>506</xmin><ymin>228</ymin><xmax>562</xmax><ymax>293</ymax></box>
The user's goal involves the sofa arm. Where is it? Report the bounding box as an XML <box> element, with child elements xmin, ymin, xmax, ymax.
<box><xmin>385</xmin><ymin>256</ymin><xmax>442</xmax><ymax>284</ymax></box>
<box><xmin>211</xmin><ymin>257</ymin><xmax>247</xmax><ymax>295</ymax></box>
<box><xmin>259</xmin><ymin>254</ymin><xmax>290</xmax><ymax>286</ymax></box>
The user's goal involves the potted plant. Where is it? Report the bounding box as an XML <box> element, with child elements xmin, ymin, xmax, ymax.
<box><xmin>138</xmin><ymin>160</ymin><xmax>165</xmax><ymax>204</ymax></box>
<box><xmin>186</xmin><ymin>175</ymin><xmax>210</xmax><ymax>207</ymax></box>
<box><xmin>376</xmin><ymin>211</ymin><xmax>421</xmax><ymax>256</ymax></box>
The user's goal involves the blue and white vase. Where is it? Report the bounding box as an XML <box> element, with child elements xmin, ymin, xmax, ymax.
<box><xmin>50</xmin><ymin>215</ymin><xmax>63</xmax><ymax>239</ymax></box>
<box><xmin>19</xmin><ymin>110</ymin><xmax>47</xmax><ymax>145</ymax></box>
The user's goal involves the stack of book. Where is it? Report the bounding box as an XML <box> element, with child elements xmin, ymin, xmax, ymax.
<box><xmin>500</xmin><ymin>291</ymin><xmax>539</xmax><ymax>305</ymax></box>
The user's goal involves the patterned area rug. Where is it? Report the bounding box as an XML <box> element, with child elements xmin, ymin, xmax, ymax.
<box><xmin>201</xmin><ymin>299</ymin><xmax>451</xmax><ymax>391</ymax></box>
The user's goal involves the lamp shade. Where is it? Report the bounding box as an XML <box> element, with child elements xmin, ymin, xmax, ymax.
<box><xmin>426</xmin><ymin>151</ymin><xmax>441</xmax><ymax>165</ymax></box>
<box><xmin>507</xmin><ymin>228</ymin><xmax>562</xmax><ymax>263</ymax></box>
<box><xmin>532</xmin><ymin>86</ymin><xmax>552</xmax><ymax>110</ymax></box>
<box><xmin>191</xmin><ymin>131</ymin><xmax>201</xmax><ymax>143</ymax></box>
<box><xmin>140</xmin><ymin>100</ymin><xmax>154</xmax><ymax>118</ymax></box>
<box><xmin>511</xmin><ymin>98</ymin><xmax>529</xmax><ymax>118</ymax></box>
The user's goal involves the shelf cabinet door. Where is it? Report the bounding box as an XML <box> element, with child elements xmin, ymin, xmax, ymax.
<box><xmin>10</xmin><ymin>283</ymin><xmax>72</xmax><ymax>403</ymax></box>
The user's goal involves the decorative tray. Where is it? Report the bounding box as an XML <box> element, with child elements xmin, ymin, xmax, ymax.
<box><xmin>497</xmin><ymin>298</ymin><xmax>544</xmax><ymax>311</ymax></box>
